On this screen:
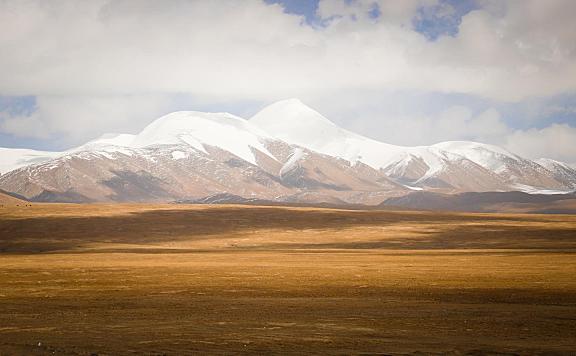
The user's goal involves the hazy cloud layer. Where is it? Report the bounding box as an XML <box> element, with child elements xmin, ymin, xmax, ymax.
<box><xmin>0</xmin><ymin>0</ymin><xmax>575</xmax><ymax>163</ymax></box>
<box><xmin>1</xmin><ymin>95</ymin><xmax>172</xmax><ymax>143</ymax></box>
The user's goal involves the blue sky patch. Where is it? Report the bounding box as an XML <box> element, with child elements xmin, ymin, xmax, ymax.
<box><xmin>413</xmin><ymin>0</ymin><xmax>479</xmax><ymax>41</ymax></box>
<box><xmin>265</xmin><ymin>0</ymin><xmax>320</xmax><ymax>25</ymax></box>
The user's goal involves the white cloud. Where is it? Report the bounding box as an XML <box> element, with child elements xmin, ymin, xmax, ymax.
<box><xmin>466</xmin><ymin>108</ymin><xmax>509</xmax><ymax>143</ymax></box>
<box><xmin>0</xmin><ymin>0</ymin><xmax>575</xmax><ymax>102</ymax></box>
<box><xmin>506</xmin><ymin>124</ymin><xmax>576</xmax><ymax>165</ymax></box>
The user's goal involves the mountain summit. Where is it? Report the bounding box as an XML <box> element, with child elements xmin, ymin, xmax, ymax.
<box><xmin>251</xmin><ymin>98</ymin><xmax>340</xmax><ymax>146</ymax></box>
<box><xmin>251</xmin><ymin>99</ymin><xmax>402</xmax><ymax>168</ymax></box>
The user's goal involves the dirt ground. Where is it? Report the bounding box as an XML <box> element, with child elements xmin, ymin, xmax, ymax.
<box><xmin>0</xmin><ymin>204</ymin><xmax>575</xmax><ymax>355</ymax></box>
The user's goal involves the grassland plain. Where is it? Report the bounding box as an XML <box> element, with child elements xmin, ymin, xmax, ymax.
<box><xmin>0</xmin><ymin>204</ymin><xmax>575</xmax><ymax>355</ymax></box>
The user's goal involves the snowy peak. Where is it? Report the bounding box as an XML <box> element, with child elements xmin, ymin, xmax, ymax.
<box><xmin>251</xmin><ymin>99</ymin><xmax>402</xmax><ymax>168</ymax></box>
<box><xmin>134</xmin><ymin>111</ymin><xmax>265</xmax><ymax>146</ymax></box>
<box><xmin>131</xmin><ymin>111</ymin><xmax>277</xmax><ymax>165</ymax></box>
<box><xmin>252</xmin><ymin>98</ymin><xmax>336</xmax><ymax>127</ymax></box>
<box><xmin>250</xmin><ymin>99</ymin><xmax>343</xmax><ymax>147</ymax></box>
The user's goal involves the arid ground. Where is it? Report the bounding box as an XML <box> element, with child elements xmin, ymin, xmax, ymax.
<box><xmin>1</xmin><ymin>204</ymin><xmax>575</xmax><ymax>355</ymax></box>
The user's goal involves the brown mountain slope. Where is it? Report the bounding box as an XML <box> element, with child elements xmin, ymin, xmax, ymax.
<box><xmin>0</xmin><ymin>143</ymin><xmax>407</xmax><ymax>204</ymax></box>
<box><xmin>0</xmin><ymin>189</ymin><xmax>27</xmax><ymax>205</ymax></box>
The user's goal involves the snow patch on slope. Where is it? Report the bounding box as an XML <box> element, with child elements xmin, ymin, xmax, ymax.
<box><xmin>171</xmin><ymin>151</ymin><xmax>187</xmax><ymax>160</ymax></box>
<box><xmin>279</xmin><ymin>148</ymin><xmax>307</xmax><ymax>177</ymax></box>
<box><xmin>512</xmin><ymin>184</ymin><xmax>573</xmax><ymax>195</ymax></box>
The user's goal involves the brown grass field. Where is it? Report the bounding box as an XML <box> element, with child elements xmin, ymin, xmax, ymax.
<box><xmin>1</xmin><ymin>204</ymin><xmax>576</xmax><ymax>355</ymax></box>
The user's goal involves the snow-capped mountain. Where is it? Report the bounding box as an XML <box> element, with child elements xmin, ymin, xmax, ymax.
<box><xmin>432</xmin><ymin>141</ymin><xmax>566</xmax><ymax>191</ymax></box>
<box><xmin>0</xmin><ymin>99</ymin><xmax>574</xmax><ymax>204</ymax></box>
<box><xmin>0</xmin><ymin>108</ymin><xmax>402</xmax><ymax>203</ymax></box>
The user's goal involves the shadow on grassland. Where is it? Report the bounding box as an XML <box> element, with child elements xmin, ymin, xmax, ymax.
<box><xmin>257</xmin><ymin>223</ymin><xmax>576</xmax><ymax>250</ymax></box>
<box><xmin>1</xmin><ymin>207</ymin><xmax>575</xmax><ymax>253</ymax></box>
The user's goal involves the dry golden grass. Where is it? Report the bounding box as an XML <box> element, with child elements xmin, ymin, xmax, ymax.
<box><xmin>1</xmin><ymin>204</ymin><xmax>575</xmax><ymax>355</ymax></box>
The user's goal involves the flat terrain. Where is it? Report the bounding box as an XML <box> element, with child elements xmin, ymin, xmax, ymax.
<box><xmin>1</xmin><ymin>204</ymin><xmax>575</xmax><ymax>355</ymax></box>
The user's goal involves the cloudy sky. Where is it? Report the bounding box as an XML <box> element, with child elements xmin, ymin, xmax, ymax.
<box><xmin>1</xmin><ymin>0</ymin><xmax>575</xmax><ymax>164</ymax></box>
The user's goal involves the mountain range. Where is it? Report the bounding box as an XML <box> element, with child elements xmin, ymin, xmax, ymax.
<box><xmin>1</xmin><ymin>99</ymin><xmax>575</xmax><ymax>205</ymax></box>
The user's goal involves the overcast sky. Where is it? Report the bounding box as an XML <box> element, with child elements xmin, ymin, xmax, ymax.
<box><xmin>0</xmin><ymin>0</ymin><xmax>575</xmax><ymax>164</ymax></box>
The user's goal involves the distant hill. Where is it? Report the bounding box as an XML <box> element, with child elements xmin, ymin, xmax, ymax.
<box><xmin>176</xmin><ymin>192</ymin><xmax>379</xmax><ymax>211</ymax></box>
<box><xmin>381</xmin><ymin>191</ymin><xmax>576</xmax><ymax>214</ymax></box>
<box><xmin>0</xmin><ymin>189</ymin><xmax>28</xmax><ymax>205</ymax></box>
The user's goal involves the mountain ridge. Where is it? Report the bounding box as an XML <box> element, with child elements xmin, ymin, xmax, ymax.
<box><xmin>0</xmin><ymin>99</ymin><xmax>574</xmax><ymax>204</ymax></box>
